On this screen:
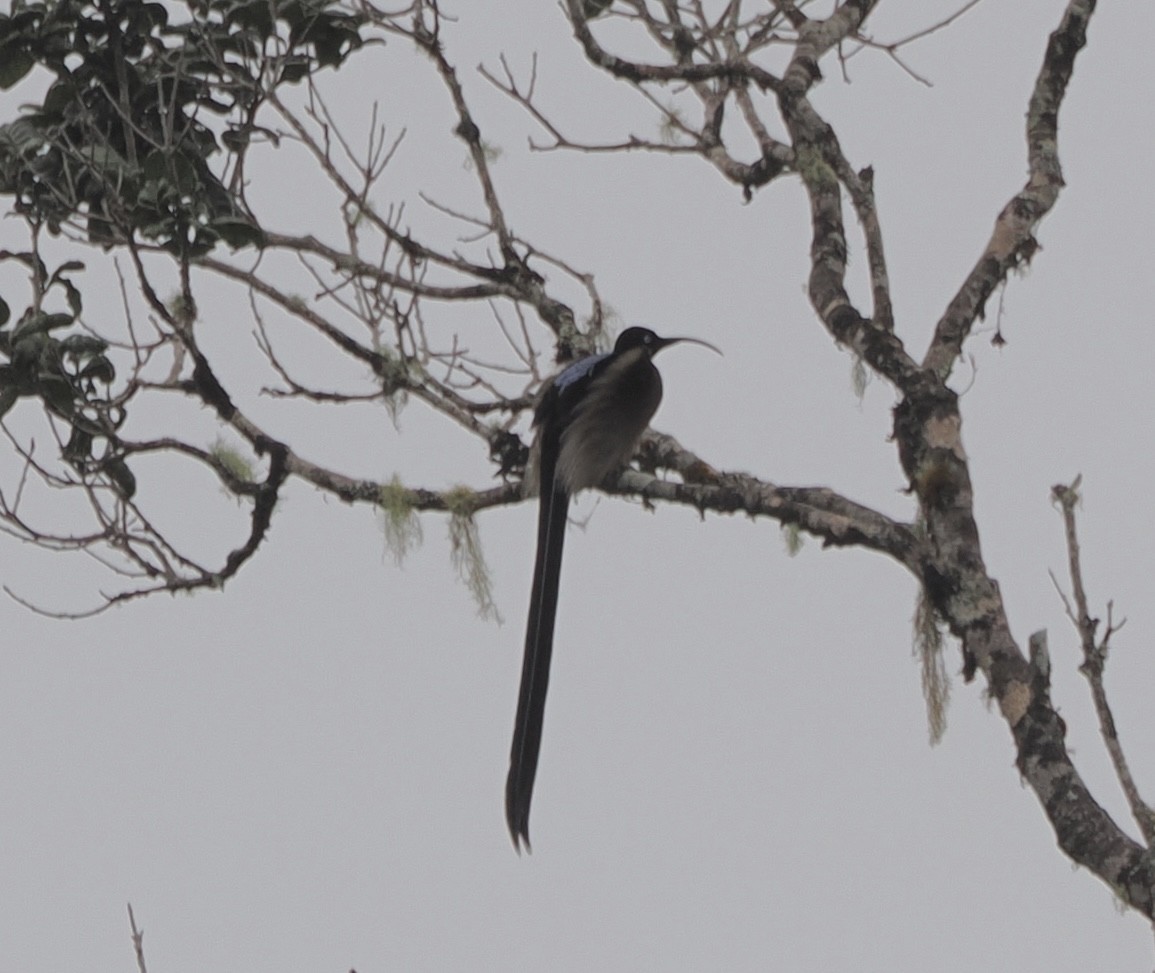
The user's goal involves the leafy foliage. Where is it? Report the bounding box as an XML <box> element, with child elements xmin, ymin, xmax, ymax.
<box><xmin>0</xmin><ymin>0</ymin><xmax>366</xmax><ymax>497</ymax></box>
<box><xmin>0</xmin><ymin>0</ymin><xmax>365</xmax><ymax>253</ymax></box>
<box><xmin>0</xmin><ymin>250</ymin><xmax>134</xmax><ymax>491</ymax></box>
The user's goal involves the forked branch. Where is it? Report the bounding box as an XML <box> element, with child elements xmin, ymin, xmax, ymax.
<box><xmin>1051</xmin><ymin>478</ymin><xmax>1155</xmax><ymax>845</ymax></box>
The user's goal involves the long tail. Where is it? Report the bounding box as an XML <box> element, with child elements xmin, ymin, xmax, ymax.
<box><xmin>505</xmin><ymin>473</ymin><xmax>570</xmax><ymax>852</ymax></box>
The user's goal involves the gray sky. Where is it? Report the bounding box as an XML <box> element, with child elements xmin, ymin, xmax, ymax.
<box><xmin>2</xmin><ymin>0</ymin><xmax>1153</xmax><ymax>969</ymax></box>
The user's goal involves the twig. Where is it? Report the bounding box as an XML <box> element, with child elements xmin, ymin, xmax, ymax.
<box><xmin>1051</xmin><ymin>477</ymin><xmax>1155</xmax><ymax>844</ymax></box>
<box><xmin>127</xmin><ymin>903</ymin><xmax>148</xmax><ymax>973</ymax></box>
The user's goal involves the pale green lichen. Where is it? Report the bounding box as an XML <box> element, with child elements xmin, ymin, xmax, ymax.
<box><xmin>481</xmin><ymin>140</ymin><xmax>503</xmax><ymax>164</ymax></box>
<box><xmin>781</xmin><ymin>522</ymin><xmax>803</xmax><ymax>556</ymax></box>
<box><xmin>851</xmin><ymin>354</ymin><xmax>869</xmax><ymax>402</ymax></box>
<box><xmin>210</xmin><ymin>438</ymin><xmax>254</xmax><ymax>485</ymax></box>
<box><xmin>658</xmin><ymin>105</ymin><xmax>688</xmax><ymax>146</ymax></box>
<box><xmin>445</xmin><ymin>486</ymin><xmax>501</xmax><ymax>623</ymax></box>
<box><xmin>374</xmin><ymin>345</ymin><xmax>410</xmax><ymax>426</ymax></box>
<box><xmin>378</xmin><ymin>476</ymin><xmax>423</xmax><ymax>566</ymax></box>
<box><xmin>795</xmin><ymin>144</ymin><xmax>837</xmax><ymax>187</ymax></box>
<box><xmin>463</xmin><ymin>141</ymin><xmax>503</xmax><ymax>169</ymax></box>
<box><xmin>344</xmin><ymin>198</ymin><xmax>378</xmax><ymax>229</ymax></box>
<box><xmin>914</xmin><ymin>585</ymin><xmax>951</xmax><ymax>745</ymax></box>
<box><xmin>166</xmin><ymin>292</ymin><xmax>198</xmax><ymax>328</ymax></box>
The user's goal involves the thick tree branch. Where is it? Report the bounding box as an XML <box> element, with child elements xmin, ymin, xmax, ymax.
<box><xmin>628</xmin><ymin>430</ymin><xmax>922</xmax><ymax>570</ymax></box>
<box><xmin>924</xmin><ymin>0</ymin><xmax>1095</xmax><ymax>377</ymax></box>
<box><xmin>778</xmin><ymin>89</ymin><xmax>917</xmax><ymax>390</ymax></box>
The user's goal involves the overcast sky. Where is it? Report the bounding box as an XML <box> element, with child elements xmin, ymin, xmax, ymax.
<box><xmin>2</xmin><ymin>0</ymin><xmax>1154</xmax><ymax>970</ymax></box>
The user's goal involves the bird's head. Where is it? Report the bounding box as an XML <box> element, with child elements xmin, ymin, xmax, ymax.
<box><xmin>613</xmin><ymin>326</ymin><xmax>722</xmax><ymax>358</ymax></box>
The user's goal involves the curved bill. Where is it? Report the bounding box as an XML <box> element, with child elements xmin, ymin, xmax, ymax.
<box><xmin>655</xmin><ymin>335</ymin><xmax>724</xmax><ymax>356</ymax></box>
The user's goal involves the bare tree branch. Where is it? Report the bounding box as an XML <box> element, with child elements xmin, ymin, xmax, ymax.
<box><xmin>1051</xmin><ymin>478</ymin><xmax>1155</xmax><ymax>845</ymax></box>
<box><xmin>127</xmin><ymin>903</ymin><xmax>148</xmax><ymax>973</ymax></box>
<box><xmin>924</xmin><ymin>0</ymin><xmax>1095</xmax><ymax>377</ymax></box>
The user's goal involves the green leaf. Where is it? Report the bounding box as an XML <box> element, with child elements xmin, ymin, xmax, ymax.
<box><xmin>49</xmin><ymin>261</ymin><xmax>85</xmax><ymax>316</ymax></box>
<box><xmin>187</xmin><ymin>228</ymin><xmax>218</xmax><ymax>257</ymax></box>
<box><xmin>104</xmin><ymin>457</ymin><xmax>136</xmax><ymax>498</ymax></box>
<box><xmin>42</xmin><ymin>313</ymin><xmax>74</xmax><ymax>332</ymax></box>
<box><xmin>41</xmin><ymin>79</ymin><xmax>73</xmax><ymax>118</ymax></box>
<box><xmin>221</xmin><ymin>127</ymin><xmax>250</xmax><ymax>152</ymax></box>
<box><xmin>12</xmin><ymin>311</ymin><xmax>73</xmax><ymax>341</ymax></box>
<box><xmin>0</xmin><ymin>248</ymin><xmax>47</xmax><ymax>281</ymax></box>
<box><xmin>81</xmin><ymin>355</ymin><xmax>115</xmax><ymax>384</ymax></box>
<box><xmin>63</xmin><ymin>425</ymin><xmax>93</xmax><ymax>465</ymax></box>
<box><xmin>61</xmin><ymin>334</ymin><xmax>107</xmax><ymax>358</ymax></box>
<box><xmin>60</xmin><ymin>278</ymin><xmax>82</xmax><ymax>316</ymax></box>
<box><xmin>210</xmin><ymin>215</ymin><xmax>265</xmax><ymax>250</ymax></box>
<box><xmin>142</xmin><ymin>150</ymin><xmax>198</xmax><ymax>193</ymax></box>
<box><xmin>0</xmin><ymin>119</ymin><xmax>43</xmax><ymax>157</ymax></box>
<box><xmin>279</xmin><ymin>0</ymin><xmax>312</xmax><ymax>31</ymax></box>
<box><xmin>140</xmin><ymin>3</ymin><xmax>169</xmax><ymax>29</ymax></box>
<box><xmin>227</xmin><ymin>0</ymin><xmax>275</xmax><ymax>36</ymax></box>
<box><xmin>0</xmin><ymin>385</ymin><xmax>18</xmax><ymax>419</ymax></box>
<box><xmin>0</xmin><ymin>48</ymin><xmax>34</xmax><ymax>90</ymax></box>
<box><xmin>279</xmin><ymin>56</ymin><xmax>312</xmax><ymax>84</ymax></box>
<box><xmin>83</xmin><ymin>144</ymin><xmax>131</xmax><ymax>176</ymax></box>
<box><xmin>141</xmin><ymin>150</ymin><xmax>167</xmax><ymax>184</ymax></box>
<box><xmin>314</xmin><ymin>33</ymin><xmax>344</xmax><ymax>69</ymax></box>
<box><xmin>38</xmin><ymin>372</ymin><xmax>76</xmax><ymax>416</ymax></box>
<box><xmin>581</xmin><ymin>0</ymin><xmax>614</xmax><ymax>17</ymax></box>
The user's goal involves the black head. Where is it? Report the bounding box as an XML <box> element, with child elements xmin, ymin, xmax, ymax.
<box><xmin>613</xmin><ymin>326</ymin><xmax>722</xmax><ymax>357</ymax></box>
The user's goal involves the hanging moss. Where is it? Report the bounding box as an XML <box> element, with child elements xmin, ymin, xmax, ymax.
<box><xmin>913</xmin><ymin>584</ymin><xmax>951</xmax><ymax>745</ymax></box>
<box><xmin>378</xmin><ymin>475</ymin><xmax>423</xmax><ymax>566</ymax></box>
<box><xmin>445</xmin><ymin>486</ymin><xmax>501</xmax><ymax>623</ymax></box>
<box><xmin>781</xmin><ymin>521</ymin><xmax>803</xmax><ymax>557</ymax></box>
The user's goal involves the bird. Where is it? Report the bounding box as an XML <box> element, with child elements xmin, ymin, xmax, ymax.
<box><xmin>506</xmin><ymin>326</ymin><xmax>721</xmax><ymax>851</ymax></box>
